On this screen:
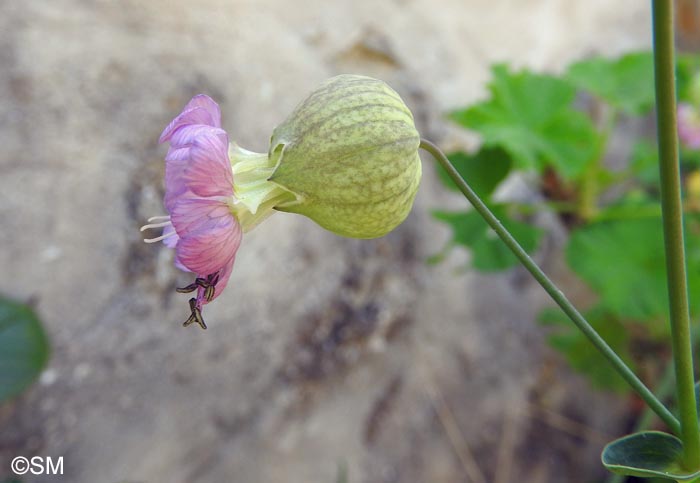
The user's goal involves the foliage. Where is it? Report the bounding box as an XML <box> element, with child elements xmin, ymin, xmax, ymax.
<box><xmin>0</xmin><ymin>295</ymin><xmax>49</xmax><ymax>402</ymax></box>
<box><xmin>602</xmin><ymin>431</ymin><xmax>700</xmax><ymax>481</ymax></box>
<box><xmin>450</xmin><ymin>65</ymin><xmax>599</xmax><ymax>179</ymax></box>
<box><xmin>433</xmin><ymin>50</ymin><xmax>700</xmax><ymax>392</ymax></box>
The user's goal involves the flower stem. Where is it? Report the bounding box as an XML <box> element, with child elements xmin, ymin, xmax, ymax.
<box><xmin>419</xmin><ymin>138</ymin><xmax>680</xmax><ymax>434</ymax></box>
<box><xmin>652</xmin><ymin>0</ymin><xmax>700</xmax><ymax>468</ymax></box>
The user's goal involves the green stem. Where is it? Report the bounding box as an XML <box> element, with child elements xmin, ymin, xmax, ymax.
<box><xmin>652</xmin><ymin>0</ymin><xmax>700</xmax><ymax>468</ymax></box>
<box><xmin>419</xmin><ymin>138</ymin><xmax>680</xmax><ymax>434</ymax></box>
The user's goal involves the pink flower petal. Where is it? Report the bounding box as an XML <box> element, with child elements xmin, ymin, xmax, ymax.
<box><xmin>159</xmin><ymin>95</ymin><xmax>223</xmax><ymax>145</ymax></box>
<box><xmin>182</xmin><ymin>95</ymin><xmax>221</xmax><ymax>128</ymax></box>
<box><xmin>164</xmin><ymin>153</ymin><xmax>192</xmax><ymax>212</ymax></box>
<box><xmin>200</xmin><ymin>257</ymin><xmax>235</xmax><ymax>305</ymax></box>
<box><xmin>162</xmin><ymin>223</ymin><xmax>179</xmax><ymax>248</ymax></box>
<box><xmin>176</xmin><ymin>215</ymin><xmax>242</xmax><ymax>275</ymax></box>
<box><xmin>161</xmin><ymin>225</ymin><xmax>191</xmax><ymax>272</ymax></box>
<box><xmin>183</xmin><ymin>131</ymin><xmax>234</xmax><ymax>198</ymax></box>
<box><xmin>170</xmin><ymin>197</ymin><xmax>228</xmax><ymax>236</ymax></box>
<box><xmin>168</xmin><ymin>124</ymin><xmax>227</xmax><ymax>149</ymax></box>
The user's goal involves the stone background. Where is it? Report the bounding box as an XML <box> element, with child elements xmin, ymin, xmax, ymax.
<box><xmin>0</xmin><ymin>1</ymin><xmax>652</xmax><ymax>482</ymax></box>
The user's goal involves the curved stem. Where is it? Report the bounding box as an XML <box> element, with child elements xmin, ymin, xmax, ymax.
<box><xmin>419</xmin><ymin>138</ymin><xmax>680</xmax><ymax>434</ymax></box>
<box><xmin>652</xmin><ymin>0</ymin><xmax>700</xmax><ymax>468</ymax></box>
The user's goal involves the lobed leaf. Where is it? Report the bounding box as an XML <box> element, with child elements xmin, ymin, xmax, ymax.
<box><xmin>539</xmin><ymin>306</ymin><xmax>631</xmax><ymax>391</ymax></box>
<box><xmin>565</xmin><ymin>218</ymin><xmax>700</xmax><ymax>323</ymax></box>
<box><xmin>432</xmin><ymin>205</ymin><xmax>541</xmax><ymax>272</ymax></box>
<box><xmin>435</xmin><ymin>147</ymin><xmax>512</xmax><ymax>199</ymax></box>
<box><xmin>566</xmin><ymin>51</ymin><xmax>655</xmax><ymax>115</ymax></box>
<box><xmin>450</xmin><ymin>65</ymin><xmax>599</xmax><ymax>179</ymax></box>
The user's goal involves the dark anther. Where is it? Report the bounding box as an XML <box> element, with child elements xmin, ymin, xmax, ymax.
<box><xmin>182</xmin><ymin>298</ymin><xmax>207</xmax><ymax>330</ymax></box>
<box><xmin>195</xmin><ymin>277</ymin><xmax>211</xmax><ymax>289</ymax></box>
<box><xmin>194</xmin><ymin>273</ymin><xmax>219</xmax><ymax>301</ymax></box>
<box><xmin>176</xmin><ymin>282</ymin><xmax>198</xmax><ymax>294</ymax></box>
<box><xmin>207</xmin><ymin>272</ymin><xmax>220</xmax><ymax>286</ymax></box>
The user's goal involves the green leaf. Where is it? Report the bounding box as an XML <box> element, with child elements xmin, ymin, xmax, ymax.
<box><xmin>432</xmin><ymin>205</ymin><xmax>541</xmax><ymax>272</ymax></box>
<box><xmin>677</xmin><ymin>53</ymin><xmax>700</xmax><ymax>104</ymax></box>
<box><xmin>432</xmin><ymin>210</ymin><xmax>486</xmax><ymax>247</ymax></box>
<box><xmin>0</xmin><ymin>296</ymin><xmax>49</xmax><ymax>402</ymax></box>
<box><xmin>566</xmin><ymin>219</ymin><xmax>670</xmax><ymax>322</ymax></box>
<box><xmin>602</xmin><ymin>431</ymin><xmax>700</xmax><ymax>480</ymax></box>
<box><xmin>450</xmin><ymin>65</ymin><xmax>599</xmax><ymax>179</ymax></box>
<box><xmin>630</xmin><ymin>139</ymin><xmax>660</xmax><ymax>187</ymax></box>
<box><xmin>539</xmin><ymin>306</ymin><xmax>631</xmax><ymax>391</ymax></box>
<box><xmin>595</xmin><ymin>192</ymin><xmax>662</xmax><ymax>223</ymax></box>
<box><xmin>566</xmin><ymin>216</ymin><xmax>700</xmax><ymax>324</ymax></box>
<box><xmin>566</xmin><ymin>51</ymin><xmax>655</xmax><ymax>115</ymax></box>
<box><xmin>436</xmin><ymin>147</ymin><xmax>512</xmax><ymax>199</ymax></box>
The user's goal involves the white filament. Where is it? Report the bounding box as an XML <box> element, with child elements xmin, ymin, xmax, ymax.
<box><xmin>140</xmin><ymin>215</ymin><xmax>176</xmax><ymax>243</ymax></box>
<box><xmin>140</xmin><ymin>221</ymin><xmax>172</xmax><ymax>232</ymax></box>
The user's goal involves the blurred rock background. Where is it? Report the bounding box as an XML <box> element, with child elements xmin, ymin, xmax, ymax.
<box><xmin>0</xmin><ymin>1</ymin><xmax>652</xmax><ymax>482</ymax></box>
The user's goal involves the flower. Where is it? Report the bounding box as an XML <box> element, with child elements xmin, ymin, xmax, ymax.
<box><xmin>267</xmin><ymin>75</ymin><xmax>422</xmax><ymax>238</ymax></box>
<box><xmin>140</xmin><ymin>95</ymin><xmax>243</xmax><ymax>329</ymax></box>
<box><xmin>679</xmin><ymin>102</ymin><xmax>700</xmax><ymax>150</ymax></box>
<box><xmin>142</xmin><ymin>76</ymin><xmax>422</xmax><ymax>327</ymax></box>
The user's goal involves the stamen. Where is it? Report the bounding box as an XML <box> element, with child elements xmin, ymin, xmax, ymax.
<box><xmin>147</xmin><ymin>215</ymin><xmax>171</xmax><ymax>222</ymax></box>
<box><xmin>183</xmin><ymin>298</ymin><xmax>207</xmax><ymax>329</ymax></box>
<box><xmin>140</xmin><ymin>221</ymin><xmax>172</xmax><ymax>232</ymax></box>
<box><xmin>176</xmin><ymin>282</ymin><xmax>198</xmax><ymax>294</ymax></box>
<box><xmin>195</xmin><ymin>277</ymin><xmax>211</xmax><ymax>289</ymax></box>
<box><xmin>204</xmin><ymin>285</ymin><xmax>215</xmax><ymax>302</ymax></box>
<box><xmin>143</xmin><ymin>230</ymin><xmax>177</xmax><ymax>244</ymax></box>
<box><xmin>208</xmin><ymin>273</ymin><xmax>220</xmax><ymax>286</ymax></box>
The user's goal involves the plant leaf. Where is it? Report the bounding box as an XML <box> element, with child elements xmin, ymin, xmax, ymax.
<box><xmin>566</xmin><ymin>51</ymin><xmax>655</xmax><ymax>115</ymax></box>
<box><xmin>677</xmin><ymin>53</ymin><xmax>700</xmax><ymax>104</ymax></box>
<box><xmin>630</xmin><ymin>139</ymin><xmax>660</xmax><ymax>187</ymax></box>
<box><xmin>566</xmin><ymin>218</ymin><xmax>699</xmax><ymax>323</ymax></box>
<box><xmin>450</xmin><ymin>64</ymin><xmax>599</xmax><ymax>179</ymax></box>
<box><xmin>539</xmin><ymin>306</ymin><xmax>632</xmax><ymax>391</ymax></box>
<box><xmin>566</xmin><ymin>218</ymin><xmax>666</xmax><ymax>320</ymax></box>
<box><xmin>432</xmin><ymin>205</ymin><xmax>541</xmax><ymax>272</ymax></box>
<box><xmin>432</xmin><ymin>210</ymin><xmax>486</xmax><ymax>247</ymax></box>
<box><xmin>602</xmin><ymin>431</ymin><xmax>700</xmax><ymax>480</ymax></box>
<box><xmin>436</xmin><ymin>147</ymin><xmax>512</xmax><ymax>199</ymax></box>
<box><xmin>0</xmin><ymin>295</ymin><xmax>49</xmax><ymax>402</ymax></box>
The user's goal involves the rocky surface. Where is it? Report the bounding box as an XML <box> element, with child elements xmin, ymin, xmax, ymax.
<box><xmin>0</xmin><ymin>1</ymin><xmax>651</xmax><ymax>482</ymax></box>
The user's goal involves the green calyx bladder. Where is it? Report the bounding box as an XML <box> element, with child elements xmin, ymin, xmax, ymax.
<box><xmin>232</xmin><ymin>74</ymin><xmax>422</xmax><ymax>239</ymax></box>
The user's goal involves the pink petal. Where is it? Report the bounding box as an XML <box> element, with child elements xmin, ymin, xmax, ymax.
<box><xmin>201</xmin><ymin>257</ymin><xmax>235</xmax><ymax>305</ymax></box>
<box><xmin>183</xmin><ymin>131</ymin><xmax>234</xmax><ymax>198</ymax></box>
<box><xmin>161</xmin><ymin>225</ymin><xmax>191</xmax><ymax>272</ymax></box>
<box><xmin>168</xmin><ymin>125</ymin><xmax>227</xmax><ymax>149</ymax></box>
<box><xmin>173</xmin><ymin>253</ymin><xmax>191</xmax><ymax>273</ymax></box>
<box><xmin>176</xmin><ymin>219</ymin><xmax>242</xmax><ymax>275</ymax></box>
<box><xmin>171</xmin><ymin>198</ymin><xmax>242</xmax><ymax>275</ymax></box>
<box><xmin>182</xmin><ymin>95</ymin><xmax>221</xmax><ymax>128</ymax></box>
<box><xmin>162</xmin><ymin>223</ymin><xmax>179</xmax><ymax>248</ymax></box>
<box><xmin>170</xmin><ymin>197</ymin><xmax>229</xmax><ymax>236</ymax></box>
<box><xmin>159</xmin><ymin>95</ymin><xmax>223</xmax><ymax>145</ymax></box>
<box><xmin>164</xmin><ymin>152</ymin><xmax>192</xmax><ymax>212</ymax></box>
<box><xmin>162</xmin><ymin>128</ymin><xmax>230</xmax><ymax>211</ymax></box>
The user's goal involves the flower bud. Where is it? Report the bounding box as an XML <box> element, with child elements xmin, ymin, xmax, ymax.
<box><xmin>268</xmin><ymin>75</ymin><xmax>422</xmax><ymax>238</ymax></box>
